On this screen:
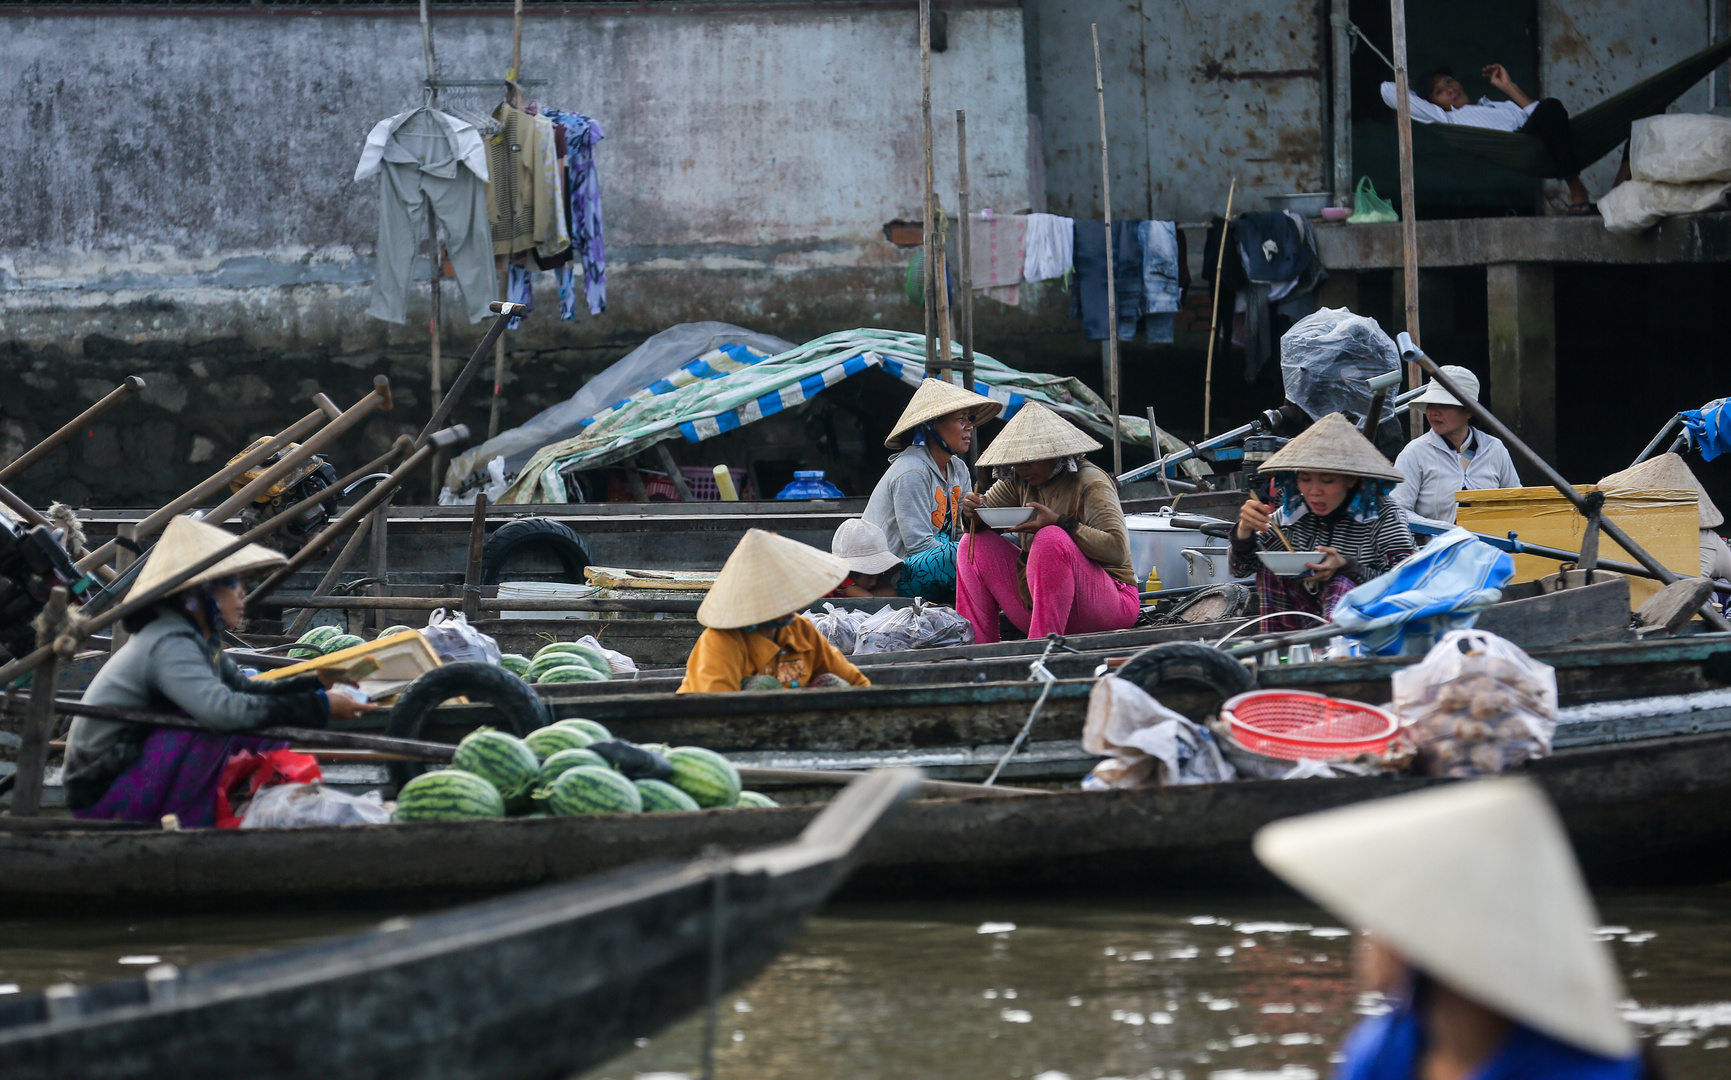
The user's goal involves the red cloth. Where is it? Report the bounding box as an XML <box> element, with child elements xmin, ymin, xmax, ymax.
<box><xmin>958</xmin><ymin>526</ymin><xmax>1139</xmax><ymax>644</ymax></box>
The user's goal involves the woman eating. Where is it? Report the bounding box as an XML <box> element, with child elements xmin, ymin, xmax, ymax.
<box><xmin>1256</xmin><ymin>779</ymin><xmax>1648</xmax><ymax>1079</ymax></box>
<box><xmin>63</xmin><ymin>516</ymin><xmax>376</xmax><ymax>827</ymax></box>
<box><xmin>1229</xmin><ymin>412</ymin><xmax>1415</xmax><ymax>632</ymax></box>
<box><xmin>862</xmin><ymin>378</ymin><xmax>1002</xmax><ymax>600</ymax></box>
<box><xmin>957</xmin><ymin>402</ymin><xmax>1139</xmax><ymax>643</ymax></box>
<box><xmin>679</xmin><ymin>528</ymin><xmax>871</xmax><ymax>692</ymax></box>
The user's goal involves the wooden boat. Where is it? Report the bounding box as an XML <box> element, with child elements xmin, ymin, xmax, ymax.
<box><xmin>0</xmin><ymin>768</ymin><xmax>922</xmax><ymax>1080</ymax></box>
<box><xmin>3</xmin><ymin>724</ymin><xmax>1726</xmax><ymax>908</ymax></box>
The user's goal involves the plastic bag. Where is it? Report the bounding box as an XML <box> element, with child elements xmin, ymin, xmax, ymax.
<box><xmin>1630</xmin><ymin>114</ymin><xmax>1731</xmax><ymax>184</ymax></box>
<box><xmin>1601</xmin><ymin>177</ymin><xmax>1731</xmax><ymax>235</ymax></box>
<box><xmin>570</xmin><ymin>633</ymin><xmax>637</xmax><ymax>674</ymax></box>
<box><xmin>1392</xmin><ymin>629</ymin><xmax>1558</xmax><ymax>778</ymax></box>
<box><xmin>240</xmin><ymin>782</ymin><xmax>393</xmax><ymax>828</ymax></box>
<box><xmin>1280</xmin><ymin>308</ymin><xmax>1403</xmax><ymax>440</ymax></box>
<box><xmin>851</xmin><ymin>599</ymin><xmax>974</xmax><ymax>655</ymax></box>
<box><xmin>216</xmin><ymin>748</ymin><xmax>322</xmax><ymax>828</ymax></box>
<box><xmin>1347</xmin><ymin>176</ymin><xmax>1398</xmax><ymax>224</ymax></box>
<box><xmin>802</xmin><ymin>603</ymin><xmax>873</xmax><ymax>655</ymax></box>
<box><xmin>1079</xmin><ymin>676</ymin><xmax>1236</xmax><ymax>789</ymax></box>
<box><xmin>421</xmin><ymin>608</ymin><xmax>502</xmax><ymax>667</ymax></box>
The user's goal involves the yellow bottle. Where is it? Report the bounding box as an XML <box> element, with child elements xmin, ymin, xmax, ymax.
<box><xmin>1146</xmin><ymin>566</ymin><xmax>1162</xmax><ymax>592</ymax></box>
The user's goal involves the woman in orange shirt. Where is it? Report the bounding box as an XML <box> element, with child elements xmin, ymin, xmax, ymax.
<box><xmin>678</xmin><ymin>529</ymin><xmax>872</xmax><ymax>693</ymax></box>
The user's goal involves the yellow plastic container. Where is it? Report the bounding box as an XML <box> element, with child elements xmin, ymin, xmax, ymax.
<box><xmin>1454</xmin><ymin>485</ymin><xmax>1698</xmax><ymax>609</ymax></box>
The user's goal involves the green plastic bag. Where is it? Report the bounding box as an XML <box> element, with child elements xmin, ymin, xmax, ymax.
<box><xmin>1348</xmin><ymin>176</ymin><xmax>1399</xmax><ymax>224</ymax></box>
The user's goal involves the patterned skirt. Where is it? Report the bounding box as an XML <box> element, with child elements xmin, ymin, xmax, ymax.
<box><xmin>73</xmin><ymin>728</ymin><xmax>288</xmax><ymax>829</ymax></box>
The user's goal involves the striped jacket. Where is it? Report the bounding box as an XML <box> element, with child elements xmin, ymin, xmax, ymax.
<box><xmin>1228</xmin><ymin>497</ymin><xmax>1415</xmax><ymax>585</ymax></box>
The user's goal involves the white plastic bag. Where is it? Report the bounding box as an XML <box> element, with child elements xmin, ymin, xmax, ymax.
<box><xmin>1392</xmin><ymin>629</ymin><xmax>1558</xmax><ymax>778</ymax></box>
<box><xmin>1280</xmin><ymin>308</ymin><xmax>1403</xmax><ymax>441</ymax></box>
<box><xmin>1630</xmin><ymin>114</ymin><xmax>1731</xmax><ymax>184</ymax></box>
<box><xmin>851</xmin><ymin>599</ymin><xmax>975</xmax><ymax>655</ymax></box>
<box><xmin>1079</xmin><ymin>676</ymin><xmax>1236</xmax><ymax>789</ymax></box>
<box><xmin>571</xmin><ymin>633</ymin><xmax>637</xmax><ymax>674</ymax></box>
<box><xmin>802</xmin><ymin>603</ymin><xmax>873</xmax><ymax>654</ymax></box>
<box><xmin>1601</xmin><ymin>178</ymin><xmax>1731</xmax><ymax>234</ymax></box>
<box><xmin>240</xmin><ymin>782</ymin><xmax>393</xmax><ymax>828</ymax></box>
<box><xmin>421</xmin><ymin>608</ymin><xmax>502</xmax><ymax>666</ymax></box>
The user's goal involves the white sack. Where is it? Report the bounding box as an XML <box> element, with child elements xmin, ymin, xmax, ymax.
<box><xmin>1630</xmin><ymin>114</ymin><xmax>1731</xmax><ymax>184</ymax></box>
<box><xmin>1601</xmin><ymin>178</ymin><xmax>1731</xmax><ymax>235</ymax></box>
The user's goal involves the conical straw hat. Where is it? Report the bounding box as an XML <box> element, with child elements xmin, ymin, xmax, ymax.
<box><xmin>976</xmin><ymin>401</ymin><xmax>1102</xmax><ymax>467</ymax></box>
<box><xmin>126</xmin><ymin>515</ymin><xmax>287</xmax><ymax>603</ymax></box>
<box><xmin>1257</xmin><ymin>412</ymin><xmax>1404</xmax><ymax>483</ymax></box>
<box><xmin>1254</xmin><ymin>778</ymin><xmax>1635</xmax><ymax>1060</ymax></box>
<box><xmin>1599</xmin><ymin>453</ymin><xmax>1722</xmax><ymax>528</ymax></box>
<box><xmin>885</xmin><ymin>378</ymin><xmax>1003</xmax><ymax>450</ymax></box>
<box><xmin>697</xmin><ymin>529</ymin><xmax>850</xmax><ymax>629</ymax></box>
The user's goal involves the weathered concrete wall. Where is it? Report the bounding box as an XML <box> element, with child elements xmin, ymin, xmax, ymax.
<box><xmin>1025</xmin><ymin>0</ymin><xmax>1327</xmax><ymax>223</ymax></box>
<box><xmin>0</xmin><ymin>2</ymin><xmax>1035</xmax><ymax>503</ymax></box>
<box><xmin>1540</xmin><ymin>0</ymin><xmax>1719</xmax><ymax>198</ymax></box>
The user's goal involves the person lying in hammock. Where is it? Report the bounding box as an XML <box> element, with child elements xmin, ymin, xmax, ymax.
<box><xmin>1382</xmin><ymin>64</ymin><xmax>1629</xmax><ymax>214</ymax></box>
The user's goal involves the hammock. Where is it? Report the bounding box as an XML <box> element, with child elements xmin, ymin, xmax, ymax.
<box><xmin>1409</xmin><ymin>37</ymin><xmax>1731</xmax><ymax>176</ymax></box>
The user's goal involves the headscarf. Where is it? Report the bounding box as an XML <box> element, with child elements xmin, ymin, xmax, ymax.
<box><xmin>1266</xmin><ymin>472</ymin><xmax>1395</xmax><ymax>526</ymax></box>
<box><xmin>992</xmin><ymin>456</ymin><xmax>1084</xmax><ymax>484</ymax></box>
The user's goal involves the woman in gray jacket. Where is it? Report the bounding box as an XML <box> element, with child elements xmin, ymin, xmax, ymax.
<box><xmin>64</xmin><ymin>516</ymin><xmax>375</xmax><ymax>827</ymax></box>
<box><xmin>861</xmin><ymin>379</ymin><xmax>1001</xmax><ymax>599</ymax></box>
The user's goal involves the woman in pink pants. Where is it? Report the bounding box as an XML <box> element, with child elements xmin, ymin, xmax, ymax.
<box><xmin>957</xmin><ymin>403</ymin><xmax>1140</xmax><ymax>644</ymax></box>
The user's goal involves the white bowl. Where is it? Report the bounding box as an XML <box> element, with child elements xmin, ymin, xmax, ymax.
<box><xmin>976</xmin><ymin>506</ymin><xmax>1035</xmax><ymax>529</ymax></box>
<box><xmin>1256</xmin><ymin>550</ymin><xmax>1325</xmax><ymax>577</ymax></box>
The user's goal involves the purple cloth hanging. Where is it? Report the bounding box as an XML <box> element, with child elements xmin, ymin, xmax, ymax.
<box><xmin>544</xmin><ymin>109</ymin><xmax>607</xmax><ymax>316</ymax></box>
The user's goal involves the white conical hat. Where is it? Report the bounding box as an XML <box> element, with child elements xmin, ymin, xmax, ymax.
<box><xmin>1254</xmin><ymin>778</ymin><xmax>1635</xmax><ymax>1060</ymax></box>
<box><xmin>1598</xmin><ymin>453</ymin><xmax>1722</xmax><ymax>528</ymax></box>
<box><xmin>1257</xmin><ymin>413</ymin><xmax>1404</xmax><ymax>483</ymax></box>
<box><xmin>697</xmin><ymin>529</ymin><xmax>850</xmax><ymax>629</ymax></box>
<box><xmin>126</xmin><ymin>516</ymin><xmax>287</xmax><ymax>602</ymax></box>
<box><xmin>976</xmin><ymin>401</ymin><xmax>1102</xmax><ymax>467</ymax></box>
<box><xmin>885</xmin><ymin>378</ymin><xmax>1003</xmax><ymax>450</ymax></box>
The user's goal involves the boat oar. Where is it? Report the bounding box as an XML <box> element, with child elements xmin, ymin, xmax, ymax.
<box><xmin>0</xmin><ymin>376</ymin><xmax>145</xmax><ymax>485</ymax></box>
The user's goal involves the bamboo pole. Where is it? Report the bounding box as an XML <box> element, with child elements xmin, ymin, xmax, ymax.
<box><xmin>0</xmin><ymin>377</ymin><xmax>145</xmax><ymax>486</ymax></box>
<box><xmin>955</xmin><ymin>109</ymin><xmax>976</xmax><ymax>398</ymax></box>
<box><xmin>1202</xmin><ymin>178</ymin><xmax>1237</xmax><ymax>437</ymax></box>
<box><xmin>919</xmin><ymin>0</ymin><xmax>938</xmax><ymax>376</ymax></box>
<box><xmin>1389</xmin><ymin>0</ymin><xmax>1423</xmax><ymax>436</ymax></box>
<box><xmin>1092</xmin><ymin>24</ymin><xmax>1121</xmax><ymax>476</ymax></box>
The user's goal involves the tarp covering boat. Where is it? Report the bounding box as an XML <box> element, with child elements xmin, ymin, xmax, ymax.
<box><xmin>461</xmin><ymin>327</ymin><xmax>1181</xmax><ymax>505</ymax></box>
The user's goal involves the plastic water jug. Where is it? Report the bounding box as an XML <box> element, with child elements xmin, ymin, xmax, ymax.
<box><xmin>775</xmin><ymin>470</ymin><xmax>845</xmax><ymax>499</ymax></box>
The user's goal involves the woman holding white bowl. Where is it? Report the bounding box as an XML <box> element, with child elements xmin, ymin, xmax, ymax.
<box><xmin>1229</xmin><ymin>412</ymin><xmax>1415</xmax><ymax>632</ymax></box>
<box><xmin>957</xmin><ymin>402</ymin><xmax>1138</xmax><ymax>644</ymax></box>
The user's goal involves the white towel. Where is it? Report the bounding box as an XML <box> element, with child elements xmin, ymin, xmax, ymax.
<box><xmin>1022</xmin><ymin>213</ymin><xmax>1074</xmax><ymax>283</ymax></box>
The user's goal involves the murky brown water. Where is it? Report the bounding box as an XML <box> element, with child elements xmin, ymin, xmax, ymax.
<box><xmin>2</xmin><ymin>889</ymin><xmax>1728</xmax><ymax>1079</ymax></box>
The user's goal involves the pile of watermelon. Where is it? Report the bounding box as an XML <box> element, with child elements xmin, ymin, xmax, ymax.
<box><xmin>392</xmin><ymin>719</ymin><xmax>779</xmax><ymax>822</ymax></box>
<box><xmin>287</xmin><ymin>625</ymin><xmax>370</xmax><ymax>661</ymax></box>
<box><xmin>498</xmin><ymin>640</ymin><xmax>614</xmax><ymax>685</ymax></box>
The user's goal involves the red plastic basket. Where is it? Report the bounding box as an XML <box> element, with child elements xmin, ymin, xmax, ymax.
<box><xmin>1220</xmin><ymin>690</ymin><xmax>1399</xmax><ymax>761</ymax></box>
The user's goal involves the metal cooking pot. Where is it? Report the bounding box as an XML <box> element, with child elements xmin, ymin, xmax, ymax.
<box><xmin>1126</xmin><ymin>508</ymin><xmax>1238</xmax><ymax>589</ymax></box>
<box><xmin>1180</xmin><ymin>545</ymin><xmax>1241</xmax><ymax>587</ymax></box>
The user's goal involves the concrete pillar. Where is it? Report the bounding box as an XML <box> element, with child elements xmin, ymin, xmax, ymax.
<box><xmin>1486</xmin><ymin>263</ymin><xmax>1556</xmax><ymax>478</ymax></box>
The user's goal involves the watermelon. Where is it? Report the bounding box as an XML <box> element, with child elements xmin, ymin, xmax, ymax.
<box><xmin>546</xmin><ymin>765</ymin><xmax>643</xmax><ymax>815</ymax></box>
<box><xmin>377</xmin><ymin>625</ymin><xmax>413</xmax><ymax>640</ymax></box>
<box><xmin>393</xmin><ymin>769</ymin><xmax>505</xmax><ymax>821</ymax></box>
<box><xmin>733</xmin><ymin>790</ymin><xmax>779</xmax><ymax>809</ymax></box>
<box><xmin>742</xmin><ymin>675</ymin><xmax>784</xmax><ymax>692</ymax></box>
<box><xmin>523</xmin><ymin>724</ymin><xmax>594</xmax><ymax>761</ymax></box>
<box><xmin>536</xmin><ymin>664</ymin><xmax>608</xmax><ymax>684</ymax></box>
<box><xmin>556</xmin><ymin>718</ymin><xmax>613</xmax><ymax>743</ymax></box>
<box><xmin>526</xmin><ymin>653</ymin><xmax>592</xmax><ymax>682</ymax></box>
<box><xmin>666</xmin><ymin>746</ymin><xmax>742</xmax><ymax>808</ymax></box>
<box><xmin>499</xmin><ymin>654</ymin><xmax>531</xmax><ymax>677</ymax></box>
<box><xmin>286</xmin><ymin>645</ymin><xmax>323</xmax><ymax>661</ymax></box>
<box><xmin>534</xmin><ymin>641</ymin><xmax>612</xmax><ymax>675</ymax></box>
<box><xmin>537</xmin><ymin>747</ymin><xmax>611</xmax><ymax>786</ymax></box>
<box><xmin>452</xmin><ymin>727</ymin><xmax>541</xmax><ymax>808</ymax></box>
<box><xmin>635</xmin><ymin>778</ymin><xmax>700</xmax><ymax>813</ymax></box>
<box><xmin>299</xmin><ymin>626</ymin><xmax>341</xmax><ymax>648</ymax></box>
<box><xmin>322</xmin><ymin>633</ymin><xmax>367</xmax><ymax>656</ymax></box>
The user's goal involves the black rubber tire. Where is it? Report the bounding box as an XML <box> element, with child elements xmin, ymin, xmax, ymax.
<box><xmin>480</xmin><ymin>517</ymin><xmax>592</xmax><ymax>585</ymax></box>
<box><xmin>1115</xmin><ymin>641</ymin><xmax>1257</xmax><ymax>700</ymax></box>
<box><xmin>383</xmin><ymin>662</ymin><xmax>550</xmax><ymax>790</ymax></box>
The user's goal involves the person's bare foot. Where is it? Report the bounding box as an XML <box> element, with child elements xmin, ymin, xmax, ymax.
<box><xmin>1562</xmin><ymin>176</ymin><xmax>1596</xmax><ymax>214</ymax></box>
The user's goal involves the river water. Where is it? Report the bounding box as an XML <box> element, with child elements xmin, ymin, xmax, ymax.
<box><xmin>3</xmin><ymin>888</ymin><xmax>1728</xmax><ymax>1079</ymax></box>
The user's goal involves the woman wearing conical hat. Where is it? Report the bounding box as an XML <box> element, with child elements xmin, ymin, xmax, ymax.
<box><xmin>862</xmin><ymin>378</ymin><xmax>1003</xmax><ymax>601</ymax></box>
<box><xmin>63</xmin><ymin>517</ymin><xmax>377</xmax><ymax>827</ymax></box>
<box><xmin>1598</xmin><ymin>452</ymin><xmax>1731</xmax><ymax>582</ymax></box>
<box><xmin>1256</xmin><ymin>779</ymin><xmax>1648</xmax><ymax>1079</ymax></box>
<box><xmin>678</xmin><ymin>529</ymin><xmax>871</xmax><ymax>693</ymax></box>
<box><xmin>956</xmin><ymin>402</ymin><xmax>1140</xmax><ymax>643</ymax></box>
<box><xmin>1230</xmin><ymin>413</ymin><xmax>1416</xmax><ymax>632</ymax></box>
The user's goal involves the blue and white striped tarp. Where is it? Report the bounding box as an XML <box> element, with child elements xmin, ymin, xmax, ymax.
<box><xmin>681</xmin><ymin>351</ymin><xmax>879</xmax><ymax>441</ymax></box>
<box><xmin>574</xmin><ymin>344</ymin><xmax>771</xmax><ymax>433</ymax></box>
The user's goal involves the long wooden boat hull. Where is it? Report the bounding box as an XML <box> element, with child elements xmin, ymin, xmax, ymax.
<box><xmin>0</xmin><ymin>770</ymin><xmax>921</xmax><ymax>1080</ymax></box>
<box><xmin>4</xmin><ymin>731</ymin><xmax>1728</xmax><ymax>909</ymax></box>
